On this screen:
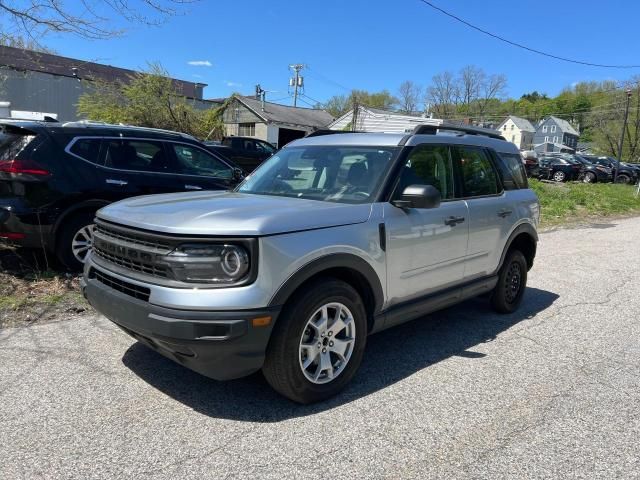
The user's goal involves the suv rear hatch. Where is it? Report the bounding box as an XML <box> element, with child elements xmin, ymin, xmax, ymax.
<box><xmin>0</xmin><ymin>124</ymin><xmax>51</xmax><ymax>196</ymax></box>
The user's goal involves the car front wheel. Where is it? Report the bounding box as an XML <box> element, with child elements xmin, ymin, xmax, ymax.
<box><xmin>262</xmin><ymin>278</ymin><xmax>367</xmax><ymax>404</ymax></box>
<box><xmin>583</xmin><ymin>172</ymin><xmax>597</xmax><ymax>183</ymax></box>
<box><xmin>552</xmin><ymin>170</ymin><xmax>566</xmax><ymax>182</ymax></box>
<box><xmin>615</xmin><ymin>174</ymin><xmax>631</xmax><ymax>184</ymax></box>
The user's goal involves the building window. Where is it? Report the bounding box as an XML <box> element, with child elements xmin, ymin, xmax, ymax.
<box><xmin>544</xmin><ymin>136</ymin><xmax>549</xmax><ymax>142</ymax></box>
<box><xmin>551</xmin><ymin>125</ymin><xmax>556</xmax><ymax>133</ymax></box>
<box><xmin>542</xmin><ymin>125</ymin><xmax>548</xmax><ymax>133</ymax></box>
<box><xmin>503</xmin><ymin>125</ymin><xmax>507</xmax><ymax>131</ymax></box>
<box><xmin>553</xmin><ymin>136</ymin><xmax>558</xmax><ymax>143</ymax></box>
<box><xmin>511</xmin><ymin>124</ymin><xmax>514</xmax><ymax>130</ymax></box>
<box><xmin>512</xmin><ymin>135</ymin><xmax>516</xmax><ymax>142</ymax></box>
<box><xmin>238</xmin><ymin>123</ymin><xmax>256</xmax><ymax>136</ymax></box>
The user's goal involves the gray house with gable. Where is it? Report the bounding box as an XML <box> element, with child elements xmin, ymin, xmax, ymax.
<box><xmin>533</xmin><ymin>116</ymin><xmax>579</xmax><ymax>153</ymax></box>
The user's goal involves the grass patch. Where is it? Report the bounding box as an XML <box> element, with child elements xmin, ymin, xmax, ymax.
<box><xmin>530</xmin><ymin>179</ymin><xmax>640</xmax><ymax>227</ymax></box>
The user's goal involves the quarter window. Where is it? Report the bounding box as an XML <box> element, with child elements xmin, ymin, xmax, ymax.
<box><xmin>394</xmin><ymin>145</ymin><xmax>454</xmax><ymax>200</ymax></box>
<box><xmin>497</xmin><ymin>152</ymin><xmax>528</xmax><ymax>189</ymax></box>
<box><xmin>69</xmin><ymin>138</ymin><xmax>102</xmax><ymax>164</ymax></box>
<box><xmin>171</xmin><ymin>144</ymin><xmax>232</xmax><ymax>179</ymax></box>
<box><xmin>453</xmin><ymin>146</ymin><xmax>499</xmax><ymax>197</ymax></box>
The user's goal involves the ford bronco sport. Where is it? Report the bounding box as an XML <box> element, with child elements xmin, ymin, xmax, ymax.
<box><xmin>83</xmin><ymin>122</ymin><xmax>539</xmax><ymax>404</ymax></box>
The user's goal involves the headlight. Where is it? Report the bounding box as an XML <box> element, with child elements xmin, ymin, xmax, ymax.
<box><xmin>160</xmin><ymin>243</ymin><xmax>250</xmax><ymax>284</ymax></box>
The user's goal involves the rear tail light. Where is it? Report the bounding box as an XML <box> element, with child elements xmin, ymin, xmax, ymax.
<box><xmin>0</xmin><ymin>232</ymin><xmax>26</xmax><ymax>240</ymax></box>
<box><xmin>0</xmin><ymin>159</ymin><xmax>50</xmax><ymax>176</ymax></box>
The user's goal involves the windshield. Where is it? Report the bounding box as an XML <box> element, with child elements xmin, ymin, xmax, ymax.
<box><xmin>237</xmin><ymin>145</ymin><xmax>399</xmax><ymax>203</ymax></box>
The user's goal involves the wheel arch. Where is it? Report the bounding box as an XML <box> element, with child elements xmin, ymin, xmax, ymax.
<box><xmin>497</xmin><ymin>223</ymin><xmax>538</xmax><ymax>272</ymax></box>
<box><xmin>268</xmin><ymin>254</ymin><xmax>384</xmax><ymax>334</ymax></box>
<box><xmin>52</xmin><ymin>199</ymin><xmax>110</xmax><ymax>249</ymax></box>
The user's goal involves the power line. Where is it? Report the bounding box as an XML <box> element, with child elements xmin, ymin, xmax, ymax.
<box><xmin>305</xmin><ymin>66</ymin><xmax>352</xmax><ymax>93</ymax></box>
<box><xmin>417</xmin><ymin>0</ymin><xmax>640</xmax><ymax>69</ymax></box>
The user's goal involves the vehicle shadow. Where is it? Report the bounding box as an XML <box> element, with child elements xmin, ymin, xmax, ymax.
<box><xmin>122</xmin><ymin>287</ymin><xmax>558</xmax><ymax>422</ymax></box>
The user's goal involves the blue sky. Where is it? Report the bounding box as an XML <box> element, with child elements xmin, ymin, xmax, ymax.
<box><xmin>43</xmin><ymin>0</ymin><xmax>640</xmax><ymax>106</ymax></box>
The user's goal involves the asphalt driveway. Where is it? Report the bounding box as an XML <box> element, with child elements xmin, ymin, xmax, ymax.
<box><xmin>1</xmin><ymin>217</ymin><xmax>639</xmax><ymax>479</ymax></box>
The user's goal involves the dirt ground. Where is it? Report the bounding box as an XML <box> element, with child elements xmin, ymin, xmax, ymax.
<box><xmin>0</xmin><ymin>244</ymin><xmax>88</xmax><ymax>329</ymax></box>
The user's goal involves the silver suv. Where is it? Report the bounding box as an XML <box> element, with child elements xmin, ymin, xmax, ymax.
<box><xmin>82</xmin><ymin>123</ymin><xmax>540</xmax><ymax>403</ymax></box>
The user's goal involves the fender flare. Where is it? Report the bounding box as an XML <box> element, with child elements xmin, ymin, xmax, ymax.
<box><xmin>268</xmin><ymin>253</ymin><xmax>384</xmax><ymax>314</ymax></box>
<box><xmin>496</xmin><ymin>222</ymin><xmax>538</xmax><ymax>273</ymax></box>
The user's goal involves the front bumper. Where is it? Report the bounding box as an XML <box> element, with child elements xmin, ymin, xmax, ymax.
<box><xmin>82</xmin><ymin>272</ymin><xmax>280</xmax><ymax>381</ymax></box>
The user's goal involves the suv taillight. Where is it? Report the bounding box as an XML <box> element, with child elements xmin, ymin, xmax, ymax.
<box><xmin>0</xmin><ymin>159</ymin><xmax>50</xmax><ymax>176</ymax></box>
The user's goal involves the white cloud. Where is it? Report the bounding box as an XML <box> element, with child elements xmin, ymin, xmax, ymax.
<box><xmin>226</xmin><ymin>81</ymin><xmax>242</xmax><ymax>87</ymax></box>
<box><xmin>187</xmin><ymin>60</ymin><xmax>212</xmax><ymax>67</ymax></box>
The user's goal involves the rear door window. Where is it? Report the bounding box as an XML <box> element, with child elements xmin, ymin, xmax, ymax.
<box><xmin>452</xmin><ymin>146</ymin><xmax>500</xmax><ymax>197</ymax></box>
<box><xmin>104</xmin><ymin>139</ymin><xmax>174</xmax><ymax>173</ymax></box>
<box><xmin>68</xmin><ymin>138</ymin><xmax>103</xmax><ymax>165</ymax></box>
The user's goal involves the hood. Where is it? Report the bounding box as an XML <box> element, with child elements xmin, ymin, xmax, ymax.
<box><xmin>97</xmin><ymin>191</ymin><xmax>373</xmax><ymax>236</ymax></box>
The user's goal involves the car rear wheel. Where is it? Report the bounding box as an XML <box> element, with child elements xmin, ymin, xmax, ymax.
<box><xmin>490</xmin><ymin>250</ymin><xmax>528</xmax><ymax>314</ymax></box>
<box><xmin>615</xmin><ymin>174</ymin><xmax>631</xmax><ymax>184</ymax></box>
<box><xmin>56</xmin><ymin>213</ymin><xmax>95</xmax><ymax>271</ymax></box>
<box><xmin>262</xmin><ymin>278</ymin><xmax>367</xmax><ymax>404</ymax></box>
<box><xmin>552</xmin><ymin>170</ymin><xmax>566</xmax><ymax>182</ymax></box>
<box><xmin>583</xmin><ymin>172</ymin><xmax>597</xmax><ymax>183</ymax></box>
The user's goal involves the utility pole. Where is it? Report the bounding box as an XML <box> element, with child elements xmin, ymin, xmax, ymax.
<box><xmin>615</xmin><ymin>88</ymin><xmax>633</xmax><ymax>183</ymax></box>
<box><xmin>289</xmin><ymin>64</ymin><xmax>304</xmax><ymax>107</ymax></box>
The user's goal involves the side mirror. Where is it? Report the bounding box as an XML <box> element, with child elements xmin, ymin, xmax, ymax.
<box><xmin>391</xmin><ymin>184</ymin><xmax>441</xmax><ymax>209</ymax></box>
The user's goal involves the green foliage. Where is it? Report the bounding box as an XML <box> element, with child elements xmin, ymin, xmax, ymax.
<box><xmin>529</xmin><ymin>179</ymin><xmax>640</xmax><ymax>227</ymax></box>
<box><xmin>323</xmin><ymin>89</ymin><xmax>398</xmax><ymax>117</ymax></box>
<box><xmin>77</xmin><ymin>63</ymin><xmax>225</xmax><ymax>139</ymax></box>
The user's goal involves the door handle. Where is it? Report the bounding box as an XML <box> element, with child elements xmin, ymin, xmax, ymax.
<box><xmin>105</xmin><ymin>179</ymin><xmax>128</xmax><ymax>186</ymax></box>
<box><xmin>497</xmin><ymin>209</ymin><xmax>513</xmax><ymax>218</ymax></box>
<box><xmin>184</xmin><ymin>185</ymin><xmax>203</xmax><ymax>190</ymax></box>
<box><xmin>444</xmin><ymin>216</ymin><xmax>465</xmax><ymax>226</ymax></box>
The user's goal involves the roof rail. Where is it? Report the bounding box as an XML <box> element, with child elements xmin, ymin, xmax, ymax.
<box><xmin>305</xmin><ymin>129</ymin><xmax>366</xmax><ymax>138</ymax></box>
<box><xmin>60</xmin><ymin>120</ymin><xmax>196</xmax><ymax>139</ymax></box>
<box><xmin>412</xmin><ymin>121</ymin><xmax>505</xmax><ymax>140</ymax></box>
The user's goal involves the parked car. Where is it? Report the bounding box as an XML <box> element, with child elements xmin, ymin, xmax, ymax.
<box><xmin>82</xmin><ymin>123</ymin><xmax>539</xmax><ymax>404</ymax></box>
<box><xmin>546</xmin><ymin>152</ymin><xmax>613</xmax><ymax>183</ymax></box>
<box><xmin>0</xmin><ymin>120</ymin><xmax>243</xmax><ymax>270</ymax></box>
<box><xmin>581</xmin><ymin>155</ymin><xmax>639</xmax><ymax>184</ymax></box>
<box><xmin>212</xmin><ymin>136</ymin><xmax>276</xmax><ymax>173</ymax></box>
<box><xmin>521</xmin><ymin>150</ymin><xmax>539</xmax><ymax>178</ymax></box>
<box><xmin>538</xmin><ymin>155</ymin><xmax>582</xmax><ymax>182</ymax></box>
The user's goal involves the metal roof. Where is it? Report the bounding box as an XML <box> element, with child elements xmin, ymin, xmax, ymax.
<box><xmin>235</xmin><ymin>96</ymin><xmax>334</xmax><ymax>128</ymax></box>
<box><xmin>0</xmin><ymin>45</ymin><xmax>203</xmax><ymax>99</ymax></box>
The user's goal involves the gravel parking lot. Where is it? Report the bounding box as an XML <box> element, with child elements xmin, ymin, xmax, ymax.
<box><xmin>2</xmin><ymin>217</ymin><xmax>639</xmax><ymax>479</ymax></box>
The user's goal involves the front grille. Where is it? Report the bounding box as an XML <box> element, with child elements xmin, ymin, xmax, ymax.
<box><xmin>94</xmin><ymin>224</ymin><xmax>173</xmax><ymax>252</ymax></box>
<box><xmin>91</xmin><ymin>268</ymin><xmax>150</xmax><ymax>302</ymax></box>
<box><xmin>92</xmin><ymin>220</ymin><xmax>175</xmax><ymax>279</ymax></box>
<box><xmin>93</xmin><ymin>245</ymin><xmax>169</xmax><ymax>278</ymax></box>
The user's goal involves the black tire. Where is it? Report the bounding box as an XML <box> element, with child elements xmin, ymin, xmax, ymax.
<box><xmin>55</xmin><ymin>213</ymin><xmax>96</xmax><ymax>271</ymax></box>
<box><xmin>262</xmin><ymin>277</ymin><xmax>367</xmax><ymax>404</ymax></box>
<box><xmin>583</xmin><ymin>172</ymin><xmax>597</xmax><ymax>183</ymax></box>
<box><xmin>490</xmin><ymin>250</ymin><xmax>528</xmax><ymax>314</ymax></box>
<box><xmin>615</xmin><ymin>174</ymin><xmax>631</xmax><ymax>184</ymax></box>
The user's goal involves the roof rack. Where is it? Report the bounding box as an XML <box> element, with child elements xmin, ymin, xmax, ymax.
<box><xmin>60</xmin><ymin>120</ymin><xmax>196</xmax><ymax>139</ymax></box>
<box><xmin>412</xmin><ymin>121</ymin><xmax>505</xmax><ymax>140</ymax></box>
<box><xmin>305</xmin><ymin>129</ymin><xmax>366</xmax><ymax>138</ymax></box>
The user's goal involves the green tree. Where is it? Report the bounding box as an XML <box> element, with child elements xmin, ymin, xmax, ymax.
<box><xmin>77</xmin><ymin>63</ymin><xmax>224</xmax><ymax>139</ymax></box>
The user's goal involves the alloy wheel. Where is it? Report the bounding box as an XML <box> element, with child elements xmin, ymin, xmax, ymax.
<box><xmin>553</xmin><ymin>171</ymin><xmax>565</xmax><ymax>182</ymax></box>
<box><xmin>71</xmin><ymin>224</ymin><xmax>95</xmax><ymax>263</ymax></box>
<box><xmin>298</xmin><ymin>302</ymin><xmax>356</xmax><ymax>384</ymax></box>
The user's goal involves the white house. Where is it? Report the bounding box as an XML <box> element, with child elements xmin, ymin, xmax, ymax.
<box><xmin>496</xmin><ymin>115</ymin><xmax>535</xmax><ymax>150</ymax></box>
<box><xmin>328</xmin><ymin>105</ymin><xmax>439</xmax><ymax>133</ymax></box>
